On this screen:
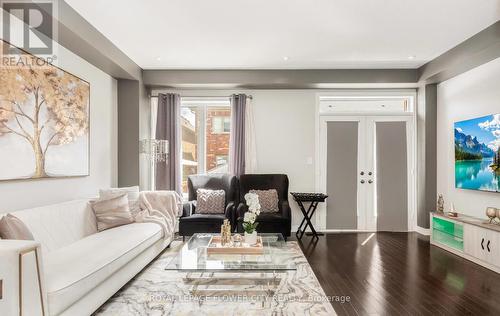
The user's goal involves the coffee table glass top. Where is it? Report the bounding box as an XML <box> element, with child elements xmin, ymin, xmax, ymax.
<box><xmin>165</xmin><ymin>233</ymin><xmax>297</xmax><ymax>271</ymax></box>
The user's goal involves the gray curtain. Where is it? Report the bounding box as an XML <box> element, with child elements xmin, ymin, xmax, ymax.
<box><xmin>229</xmin><ymin>94</ymin><xmax>247</xmax><ymax>176</ymax></box>
<box><xmin>155</xmin><ymin>93</ymin><xmax>181</xmax><ymax>193</ymax></box>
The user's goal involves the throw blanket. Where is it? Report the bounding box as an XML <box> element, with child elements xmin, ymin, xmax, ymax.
<box><xmin>134</xmin><ymin>191</ymin><xmax>182</xmax><ymax>239</ymax></box>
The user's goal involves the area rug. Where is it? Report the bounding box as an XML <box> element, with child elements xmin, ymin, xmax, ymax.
<box><xmin>94</xmin><ymin>241</ymin><xmax>336</xmax><ymax>316</ymax></box>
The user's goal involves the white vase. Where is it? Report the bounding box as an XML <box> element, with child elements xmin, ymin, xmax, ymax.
<box><xmin>244</xmin><ymin>231</ymin><xmax>257</xmax><ymax>245</ymax></box>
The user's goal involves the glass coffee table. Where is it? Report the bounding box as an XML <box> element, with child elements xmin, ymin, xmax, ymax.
<box><xmin>165</xmin><ymin>233</ymin><xmax>296</xmax><ymax>298</ymax></box>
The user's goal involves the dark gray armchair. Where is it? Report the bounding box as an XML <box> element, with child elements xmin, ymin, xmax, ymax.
<box><xmin>179</xmin><ymin>174</ymin><xmax>238</xmax><ymax>237</ymax></box>
<box><xmin>236</xmin><ymin>174</ymin><xmax>291</xmax><ymax>239</ymax></box>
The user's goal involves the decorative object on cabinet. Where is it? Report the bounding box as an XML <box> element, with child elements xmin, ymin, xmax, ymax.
<box><xmin>437</xmin><ymin>194</ymin><xmax>445</xmax><ymax>213</ymax></box>
<box><xmin>486</xmin><ymin>207</ymin><xmax>498</xmax><ymax>223</ymax></box>
<box><xmin>448</xmin><ymin>203</ymin><xmax>458</xmax><ymax>217</ymax></box>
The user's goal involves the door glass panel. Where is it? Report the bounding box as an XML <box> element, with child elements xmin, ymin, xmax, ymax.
<box><xmin>376</xmin><ymin>122</ymin><xmax>408</xmax><ymax>231</ymax></box>
<box><xmin>326</xmin><ymin>122</ymin><xmax>359</xmax><ymax>229</ymax></box>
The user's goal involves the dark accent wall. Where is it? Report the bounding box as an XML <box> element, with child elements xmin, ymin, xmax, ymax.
<box><xmin>417</xmin><ymin>84</ymin><xmax>437</xmax><ymax>229</ymax></box>
<box><xmin>143</xmin><ymin>69</ymin><xmax>418</xmax><ymax>89</ymax></box>
<box><xmin>418</xmin><ymin>21</ymin><xmax>500</xmax><ymax>83</ymax></box>
<box><xmin>117</xmin><ymin>80</ymin><xmax>140</xmax><ymax>186</ymax></box>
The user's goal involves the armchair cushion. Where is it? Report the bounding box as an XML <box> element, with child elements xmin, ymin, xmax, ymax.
<box><xmin>196</xmin><ymin>189</ymin><xmax>225</xmax><ymax>214</ymax></box>
<box><xmin>249</xmin><ymin>189</ymin><xmax>279</xmax><ymax>212</ymax></box>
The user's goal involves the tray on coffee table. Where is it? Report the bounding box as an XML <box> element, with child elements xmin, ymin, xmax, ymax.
<box><xmin>207</xmin><ymin>235</ymin><xmax>263</xmax><ymax>255</ymax></box>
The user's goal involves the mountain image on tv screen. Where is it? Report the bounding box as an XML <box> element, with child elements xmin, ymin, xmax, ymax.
<box><xmin>455</xmin><ymin>114</ymin><xmax>500</xmax><ymax>192</ymax></box>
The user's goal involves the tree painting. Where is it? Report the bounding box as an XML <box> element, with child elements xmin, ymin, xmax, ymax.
<box><xmin>0</xmin><ymin>42</ymin><xmax>89</xmax><ymax>180</ymax></box>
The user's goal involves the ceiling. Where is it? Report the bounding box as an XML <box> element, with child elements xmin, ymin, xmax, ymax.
<box><xmin>66</xmin><ymin>0</ymin><xmax>500</xmax><ymax>70</ymax></box>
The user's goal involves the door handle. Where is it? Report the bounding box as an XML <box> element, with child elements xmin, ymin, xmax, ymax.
<box><xmin>360</xmin><ymin>171</ymin><xmax>365</xmax><ymax>175</ymax></box>
<box><xmin>487</xmin><ymin>240</ymin><xmax>491</xmax><ymax>252</ymax></box>
<box><xmin>360</xmin><ymin>180</ymin><xmax>365</xmax><ymax>184</ymax></box>
<box><xmin>368</xmin><ymin>172</ymin><xmax>373</xmax><ymax>176</ymax></box>
<box><xmin>481</xmin><ymin>238</ymin><xmax>484</xmax><ymax>250</ymax></box>
<box><xmin>368</xmin><ymin>180</ymin><xmax>373</xmax><ymax>184</ymax></box>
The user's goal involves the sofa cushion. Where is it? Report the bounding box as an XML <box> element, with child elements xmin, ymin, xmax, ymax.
<box><xmin>11</xmin><ymin>200</ymin><xmax>98</xmax><ymax>255</ymax></box>
<box><xmin>44</xmin><ymin>223</ymin><xmax>162</xmax><ymax>315</ymax></box>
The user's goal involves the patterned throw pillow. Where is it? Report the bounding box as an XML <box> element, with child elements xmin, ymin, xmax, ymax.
<box><xmin>90</xmin><ymin>193</ymin><xmax>134</xmax><ymax>232</ymax></box>
<box><xmin>250</xmin><ymin>189</ymin><xmax>279</xmax><ymax>213</ymax></box>
<box><xmin>196</xmin><ymin>189</ymin><xmax>226</xmax><ymax>214</ymax></box>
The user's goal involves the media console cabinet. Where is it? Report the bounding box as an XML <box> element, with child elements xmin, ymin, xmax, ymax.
<box><xmin>431</xmin><ymin>212</ymin><xmax>500</xmax><ymax>273</ymax></box>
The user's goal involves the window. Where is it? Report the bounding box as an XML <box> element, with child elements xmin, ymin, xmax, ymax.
<box><xmin>212</xmin><ymin>116</ymin><xmax>231</xmax><ymax>134</ymax></box>
<box><xmin>180</xmin><ymin>98</ymin><xmax>231</xmax><ymax>194</ymax></box>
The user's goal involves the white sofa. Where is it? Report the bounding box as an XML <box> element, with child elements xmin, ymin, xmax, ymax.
<box><xmin>0</xmin><ymin>199</ymin><xmax>174</xmax><ymax>316</ymax></box>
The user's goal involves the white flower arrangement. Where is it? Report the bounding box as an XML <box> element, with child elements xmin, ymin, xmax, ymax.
<box><xmin>243</xmin><ymin>192</ymin><xmax>261</xmax><ymax>233</ymax></box>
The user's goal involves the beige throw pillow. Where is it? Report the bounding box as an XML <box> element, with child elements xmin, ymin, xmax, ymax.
<box><xmin>249</xmin><ymin>189</ymin><xmax>279</xmax><ymax>212</ymax></box>
<box><xmin>90</xmin><ymin>194</ymin><xmax>134</xmax><ymax>232</ymax></box>
<box><xmin>0</xmin><ymin>214</ymin><xmax>34</xmax><ymax>240</ymax></box>
<box><xmin>99</xmin><ymin>186</ymin><xmax>141</xmax><ymax>217</ymax></box>
<box><xmin>196</xmin><ymin>189</ymin><xmax>225</xmax><ymax>214</ymax></box>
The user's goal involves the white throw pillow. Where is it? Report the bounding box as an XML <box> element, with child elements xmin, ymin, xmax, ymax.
<box><xmin>99</xmin><ymin>186</ymin><xmax>141</xmax><ymax>217</ymax></box>
<box><xmin>90</xmin><ymin>194</ymin><xmax>134</xmax><ymax>232</ymax></box>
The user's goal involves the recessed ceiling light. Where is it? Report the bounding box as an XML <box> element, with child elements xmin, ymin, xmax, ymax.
<box><xmin>283</xmin><ymin>56</ymin><xmax>289</xmax><ymax>61</ymax></box>
<box><xmin>407</xmin><ymin>55</ymin><xmax>416</xmax><ymax>60</ymax></box>
<box><xmin>156</xmin><ymin>57</ymin><xmax>162</xmax><ymax>61</ymax></box>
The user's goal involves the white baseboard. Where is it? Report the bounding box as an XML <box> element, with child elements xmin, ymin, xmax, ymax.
<box><xmin>414</xmin><ymin>225</ymin><xmax>430</xmax><ymax>236</ymax></box>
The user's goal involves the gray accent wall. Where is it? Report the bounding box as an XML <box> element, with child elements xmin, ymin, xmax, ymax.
<box><xmin>143</xmin><ymin>69</ymin><xmax>418</xmax><ymax>89</ymax></box>
<box><xmin>33</xmin><ymin>1</ymin><xmax>142</xmax><ymax>80</ymax></box>
<box><xmin>416</xmin><ymin>84</ymin><xmax>437</xmax><ymax>229</ymax></box>
<box><xmin>117</xmin><ymin>78</ymin><xmax>151</xmax><ymax>189</ymax></box>
<box><xmin>424</xmin><ymin>85</ymin><xmax>437</xmax><ymax>227</ymax></box>
<box><xmin>418</xmin><ymin>21</ymin><xmax>500</xmax><ymax>84</ymax></box>
<box><xmin>117</xmin><ymin>80</ymin><xmax>140</xmax><ymax>187</ymax></box>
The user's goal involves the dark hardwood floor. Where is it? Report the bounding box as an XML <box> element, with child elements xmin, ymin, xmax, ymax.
<box><xmin>291</xmin><ymin>232</ymin><xmax>500</xmax><ymax>316</ymax></box>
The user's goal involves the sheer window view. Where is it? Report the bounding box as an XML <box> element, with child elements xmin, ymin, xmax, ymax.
<box><xmin>181</xmin><ymin>101</ymin><xmax>231</xmax><ymax>193</ymax></box>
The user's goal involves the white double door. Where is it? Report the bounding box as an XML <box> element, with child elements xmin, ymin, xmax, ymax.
<box><xmin>319</xmin><ymin>115</ymin><xmax>414</xmax><ymax>232</ymax></box>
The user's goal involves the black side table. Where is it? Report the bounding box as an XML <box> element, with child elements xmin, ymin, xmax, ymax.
<box><xmin>291</xmin><ymin>192</ymin><xmax>328</xmax><ymax>239</ymax></box>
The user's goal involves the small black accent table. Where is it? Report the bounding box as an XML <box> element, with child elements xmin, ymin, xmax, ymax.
<box><xmin>291</xmin><ymin>192</ymin><xmax>328</xmax><ymax>239</ymax></box>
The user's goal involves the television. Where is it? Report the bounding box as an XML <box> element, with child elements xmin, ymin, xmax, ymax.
<box><xmin>455</xmin><ymin>114</ymin><xmax>500</xmax><ymax>192</ymax></box>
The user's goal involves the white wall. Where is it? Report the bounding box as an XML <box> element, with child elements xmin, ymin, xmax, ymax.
<box><xmin>437</xmin><ymin>57</ymin><xmax>500</xmax><ymax>218</ymax></box>
<box><xmin>251</xmin><ymin>90</ymin><xmax>316</xmax><ymax>228</ymax></box>
<box><xmin>0</xmin><ymin>45</ymin><xmax>118</xmax><ymax>212</ymax></box>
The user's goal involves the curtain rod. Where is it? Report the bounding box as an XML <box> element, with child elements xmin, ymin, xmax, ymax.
<box><xmin>150</xmin><ymin>94</ymin><xmax>253</xmax><ymax>100</ymax></box>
